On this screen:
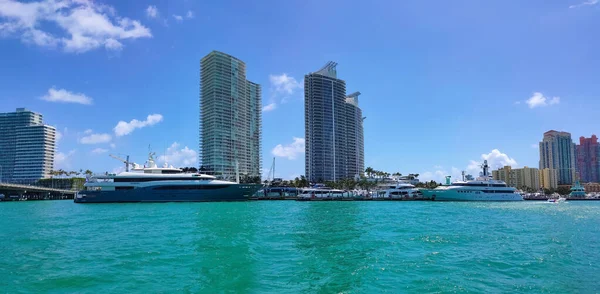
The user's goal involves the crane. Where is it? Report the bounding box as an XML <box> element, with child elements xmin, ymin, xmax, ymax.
<box><xmin>109</xmin><ymin>154</ymin><xmax>132</xmax><ymax>172</ymax></box>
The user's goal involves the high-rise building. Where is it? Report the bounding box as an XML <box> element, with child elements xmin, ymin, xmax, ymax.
<box><xmin>539</xmin><ymin>130</ymin><xmax>576</xmax><ymax>185</ymax></box>
<box><xmin>345</xmin><ymin>92</ymin><xmax>365</xmax><ymax>180</ymax></box>
<box><xmin>576</xmin><ymin>135</ymin><xmax>600</xmax><ymax>183</ymax></box>
<box><xmin>492</xmin><ymin>166</ymin><xmax>540</xmax><ymax>190</ymax></box>
<box><xmin>200</xmin><ymin>51</ymin><xmax>261</xmax><ymax>181</ymax></box>
<box><xmin>539</xmin><ymin>168</ymin><xmax>558</xmax><ymax>190</ymax></box>
<box><xmin>0</xmin><ymin>108</ymin><xmax>56</xmax><ymax>183</ymax></box>
<box><xmin>304</xmin><ymin>62</ymin><xmax>365</xmax><ymax>182</ymax></box>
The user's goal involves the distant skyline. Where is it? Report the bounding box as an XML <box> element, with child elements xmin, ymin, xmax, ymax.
<box><xmin>1</xmin><ymin>0</ymin><xmax>599</xmax><ymax>182</ymax></box>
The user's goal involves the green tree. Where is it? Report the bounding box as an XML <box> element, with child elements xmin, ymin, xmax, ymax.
<box><xmin>556</xmin><ymin>186</ymin><xmax>570</xmax><ymax>196</ymax></box>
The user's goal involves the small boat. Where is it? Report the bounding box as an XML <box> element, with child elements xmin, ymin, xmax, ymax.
<box><xmin>547</xmin><ymin>197</ymin><xmax>567</xmax><ymax>203</ymax></box>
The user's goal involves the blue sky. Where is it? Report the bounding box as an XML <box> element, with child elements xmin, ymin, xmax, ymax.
<box><xmin>1</xmin><ymin>0</ymin><xmax>599</xmax><ymax>182</ymax></box>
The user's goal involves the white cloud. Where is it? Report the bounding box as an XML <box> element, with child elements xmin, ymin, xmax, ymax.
<box><xmin>186</xmin><ymin>10</ymin><xmax>194</xmax><ymax>19</ymax></box>
<box><xmin>421</xmin><ymin>149</ymin><xmax>518</xmax><ymax>183</ymax></box>
<box><xmin>104</xmin><ymin>38</ymin><xmax>122</xmax><ymax>51</ymax></box>
<box><xmin>569</xmin><ymin>0</ymin><xmax>598</xmax><ymax>8</ymax></box>
<box><xmin>0</xmin><ymin>0</ymin><xmax>152</xmax><ymax>53</ymax></box>
<box><xmin>110</xmin><ymin>143</ymin><xmax>116</xmax><ymax>149</ymax></box>
<box><xmin>83</xmin><ymin>129</ymin><xmax>93</xmax><ymax>134</ymax></box>
<box><xmin>270</xmin><ymin>73</ymin><xmax>302</xmax><ymax>96</ymax></box>
<box><xmin>158</xmin><ymin>142</ymin><xmax>197</xmax><ymax>167</ymax></box>
<box><xmin>172</xmin><ymin>14</ymin><xmax>183</xmax><ymax>21</ymax></box>
<box><xmin>467</xmin><ymin>149</ymin><xmax>518</xmax><ymax>174</ymax></box>
<box><xmin>112</xmin><ymin>166</ymin><xmax>125</xmax><ymax>174</ymax></box>
<box><xmin>420</xmin><ymin>167</ymin><xmax>462</xmax><ymax>184</ymax></box>
<box><xmin>55</xmin><ymin>149</ymin><xmax>76</xmax><ymax>169</ymax></box>
<box><xmin>41</xmin><ymin>87</ymin><xmax>93</xmax><ymax>105</ymax></box>
<box><xmin>91</xmin><ymin>148</ymin><xmax>108</xmax><ymax>154</ymax></box>
<box><xmin>113</xmin><ymin>114</ymin><xmax>163</xmax><ymax>137</ymax></box>
<box><xmin>262</xmin><ymin>103</ymin><xmax>277</xmax><ymax>112</ymax></box>
<box><xmin>55</xmin><ymin>129</ymin><xmax>63</xmax><ymax>142</ymax></box>
<box><xmin>146</xmin><ymin>5</ymin><xmax>158</xmax><ymax>18</ymax></box>
<box><xmin>525</xmin><ymin>92</ymin><xmax>560</xmax><ymax>109</ymax></box>
<box><xmin>79</xmin><ymin>133</ymin><xmax>112</xmax><ymax>144</ymax></box>
<box><xmin>272</xmin><ymin>137</ymin><xmax>305</xmax><ymax>160</ymax></box>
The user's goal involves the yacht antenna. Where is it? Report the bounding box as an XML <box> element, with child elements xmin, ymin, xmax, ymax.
<box><xmin>481</xmin><ymin>160</ymin><xmax>490</xmax><ymax>177</ymax></box>
<box><xmin>461</xmin><ymin>170</ymin><xmax>465</xmax><ymax>181</ymax></box>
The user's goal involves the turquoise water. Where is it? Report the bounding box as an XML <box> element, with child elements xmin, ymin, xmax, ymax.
<box><xmin>1</xmin><ymin>201</ymin><xmax>599</xmax><ymax>293</ymax></box>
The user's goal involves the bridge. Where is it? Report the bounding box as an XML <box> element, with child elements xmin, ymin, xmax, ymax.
<box><xmin>0</xmin><ymin>182</ymin><xmax>76</xmax><ymax>201</ymax></box>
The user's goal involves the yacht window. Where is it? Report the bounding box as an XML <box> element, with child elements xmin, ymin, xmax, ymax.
<box><xmin>116</xmin><ymin>186</ymin><xmax>134</xmax><ymax>190</ymax></box>
<box><xmin>153</xmin><ymin>185</ymin><xmax>229</xmax><ymax>190</ymax></box>
<box><xmin>161</xmin><ymin>170</ymin><xmax>182</xmax><ymax>174</ymax></box>
<box><xmin>115</xmin><ymin>177</ymin><xmax>199</xmax><ymax>182</ymax></box>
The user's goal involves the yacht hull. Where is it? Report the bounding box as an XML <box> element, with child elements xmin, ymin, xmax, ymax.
<box><xmin>422</xmin><ymin>190</ymin><xmax>523</xmax><ymax>201</ymax></box>
<box><xmin>74</xmin><ymin>184</ymin><xmax>262</xmax><ymax>203</ymax></box>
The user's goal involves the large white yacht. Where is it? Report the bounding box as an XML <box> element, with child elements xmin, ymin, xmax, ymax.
<box><xmin>421</xmin><ymin>160</ymin><xmax>523</xmax><ymax>201</ymax></box>
<box><xmin>75</xmin><ymin>152</ymin><xmax>261</xmax><ymax>203</ymax></box>
<box><xmin>376</xmin><ymin>183</ymin><xmax>423</xmax><ymax>199</ymax></box>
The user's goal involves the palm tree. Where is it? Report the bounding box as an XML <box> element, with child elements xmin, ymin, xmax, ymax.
<box><xmin>299</xmin><ymin>175</ymin><xmax>309</xmax><ymax>187</ymax></box>
<box><xmin>365</xmin><ymin>167</ymin><xmax>374</xmax><ymax>178</ymax></box>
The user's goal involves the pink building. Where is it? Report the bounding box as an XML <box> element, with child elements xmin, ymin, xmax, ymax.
<box><xmin>576</xmin><ymin>135</ymin><xmax>600</xmax><ymax>183</ymax></box>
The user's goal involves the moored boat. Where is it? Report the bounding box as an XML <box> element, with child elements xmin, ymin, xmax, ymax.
<box><xmin>75</xmin><ymin>152</ymin><xmax>261</xmax><ymax>203</ymax></box>
<box><xmin>421</xmin><ymin>160</ymin><xmax>523</xmax><ymax>201</ymax></box>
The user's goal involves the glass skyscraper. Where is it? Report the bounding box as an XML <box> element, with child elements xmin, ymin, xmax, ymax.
<box><xmin>0</xmin><ymin>108</ymin><xmax>56</xmax><ymax>183</ymax></box>
<box><xmin>200</xmin><ymin>51</ymin><xmax>261</xmax><ymax>181</ymax></box>
<box><xmin>539</xmin><ymin>130</ymin><xmax>576</xmax><ymax>185</ymax></box>
<box><xmin>304</xmin><ymin>62</ymin><xmax>365</xmax><ymax>183</ymax></box>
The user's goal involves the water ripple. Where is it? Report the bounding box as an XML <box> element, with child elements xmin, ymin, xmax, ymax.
<box><xmin>0</xmin><ymin>201</ymin><xmax>599</xmax><ymax>293</ymax></box>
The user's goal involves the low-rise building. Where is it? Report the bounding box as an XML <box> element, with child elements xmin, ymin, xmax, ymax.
<box><xmin>492</xmin><ymin>166</ymin><xmax>540</xmax><ymax>190</ymax></box>
<box><xmin>539</xmin><ymin>168</ymin><xmax>558</xmax><ymax>190</ymax></box>
<box><xmin>583</xmin><ymin>182</ymin><xmax>600</xmax><ymax>193</ymax></box>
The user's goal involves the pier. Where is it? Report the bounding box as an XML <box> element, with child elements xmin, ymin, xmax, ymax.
<box><xmin>0</xmin><ymin>183</ymin><xmax>76</xmax><ymax>201</ymax></box>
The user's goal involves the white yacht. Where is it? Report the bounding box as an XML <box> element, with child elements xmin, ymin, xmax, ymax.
<box><xmin>75</xmin><ymin>152</ymin><xmax>261</xmax><ymax>203</ymax></box>
<box><xmin>376</xmin><ymin>183</ymin><xmax>423</xmax><ymax>199</ymax></box>
<box><xmin>421</xmin><ymin>160</ymin><xmax>523</xmax><ymax>201</ymax></box>
<box><xmin>297</xmin><ymin>188</ymin><xmax>352</xmax><ymax>199</ymax></box>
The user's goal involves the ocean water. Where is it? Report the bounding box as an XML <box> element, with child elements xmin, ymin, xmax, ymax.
<box><xmin>1</xmin><ymin>201</ymin><xmax>599</xmax><ymax>293</ymax></box>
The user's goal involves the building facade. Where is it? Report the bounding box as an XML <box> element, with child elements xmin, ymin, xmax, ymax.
<box><xmin>199</xmin><ymin>51</ymin><xmax>261</xmax><ymax>181</ymax></box>
<box><xmin>539</xmin><ymin>168</ymin><xmax>559</xmax><ymax>190</ymax></box>
<box><xmin>492</xmin><ymin>166</ymin><xmax>540</xmax><ymax>190</ymax></box>
<box><xmin>344</xmin><ymin>92</ymin><xmax>365</xmax><ymax>180</ymax></box>
<box><xmin>304</xmin><ymin>62</ymin><xmax>365</xmax><ymax>182</ymax></box>
<box><xmin>539</xmin><ymin>130</ymin><xmax>576</xmax><ymax>185</ymax></box>
<box><xmin>0</xmin><ymin>108</ymin><xmax>56</xmax><ymax>183</ymax></box>
<box><xmin>575</xmin><ymin>135</ymin><xmax>600</xmax><ymax>183</ymax></box>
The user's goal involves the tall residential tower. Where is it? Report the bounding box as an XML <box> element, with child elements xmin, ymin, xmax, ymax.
<box><xmin>539</xmin><ymin>130</ymin><xmax>576</xmax><ymax>185</ymax></box>
<box><xmin>304</xmin><ymin>62</ymin><xmax>365</xmax><ymax>182</ymax></box>
<box><xmin>576</xmin><ymin>135</ymin><xmax>600</xmax><ymax>183</ymax></box>
<box><xmin>200</xmin><ymin>51</ymin><xmax>261</xmax><ymax>181</ymax></box>
<box><xmin>0</xmin><ymin>108</ymin><xmax>56</xmax><ymax>183</ymax></box>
